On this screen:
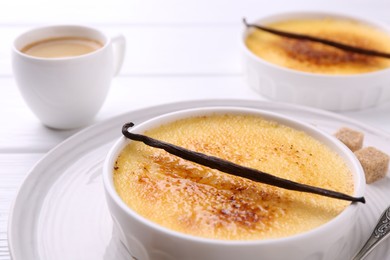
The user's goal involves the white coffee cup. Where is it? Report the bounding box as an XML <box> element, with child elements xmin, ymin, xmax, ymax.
<box><xmin>12</xmin><ymin>25</ymin><xmax>126</xmax><ymax>129</ymax></box>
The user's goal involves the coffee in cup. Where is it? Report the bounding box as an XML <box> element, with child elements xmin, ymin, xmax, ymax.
<box><xmin>21</xmin><ymin>37</ymin><xmax>103</xmax><ymax>58</ymax></box>
<box><xmin>12</xmin><ymin>25</ymin><xmax>126</xmax><ymax>129</ymax></box>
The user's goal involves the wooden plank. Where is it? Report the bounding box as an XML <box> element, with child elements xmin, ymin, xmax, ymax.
<box><xmin>1</xmin><ymin>75</ymin><xmax>390</xmax><ymax>152</ymax></box>
<box><xmin>0</xmin><ymin>153</ymin><xmax>44</xmax><ymax>260</ymax></box>
<box><xmin>3</xmin><ymin>12</ymin><xmax>390</xmax><ymax>76</ymax></box>
<box><xmin>1</xmin><ymin>25</ymin><xmax>243</xmax><ymax>76</ymax></box>
<box><xmin>0</xmin><ymin>76</ymin><xmax>259</xmax><ymax>151</ymax></box>
<box><xmin>0</xmin><ymin>0</ymin><xmax>390</xmax><ymax>25</ymax></box>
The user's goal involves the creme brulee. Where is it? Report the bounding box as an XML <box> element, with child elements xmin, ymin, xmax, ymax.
<box><xmin>113</xmin><ymin>114</ymin><xmax>354</xmax><ymax>240</ymax></box>
<box><xmin>245</xmin><ymin>18</ymin><xmax>390</xmax><ymax>74</ymax></box>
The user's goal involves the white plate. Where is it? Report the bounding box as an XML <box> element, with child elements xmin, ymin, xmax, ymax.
<box><xmin>8</xmin><ymin>99</ymin><xmax>390</xmax><ymax>260</ymax></box>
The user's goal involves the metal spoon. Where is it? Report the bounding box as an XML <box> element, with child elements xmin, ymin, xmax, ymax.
<box><xmin>352</xmin><ymin>205</ymin><xmax>390</xmax><ymax>260</ymax></box>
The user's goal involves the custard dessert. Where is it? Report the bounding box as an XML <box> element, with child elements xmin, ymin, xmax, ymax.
<box><xmin>245</xmin><ymin>17</ymin><xmax>390</xmax><ymax>74</ymax></box>
<box><xmin>113</xmin><ymin>114</ymin><xmax>354</xmax><ymax>240</ymax></box>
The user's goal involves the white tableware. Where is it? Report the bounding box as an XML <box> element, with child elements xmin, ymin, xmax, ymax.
<box><xmin>241</xmin><ymin>11</ymin><xmax>390</xmax><ymax>111</ymax></box>
<box><xmin>352</xmin><ymin>205</ymin><xmax>390</xmax><ymax>260</ymax></box>
<box><xmin>8</xmin><ymin>100</ymin><xmax>390</xmax><ymax>260</ymax></box>
<box><xmin>12</xmin><ymin>25</ymin><xmax>126</xmax><ymax>129</ymax></box>
<box><xmin>103</xmin><ymin>106</ymin><xmax>365</xmax><ymax>260</ymax></box>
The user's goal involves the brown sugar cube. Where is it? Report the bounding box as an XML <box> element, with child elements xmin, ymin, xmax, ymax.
<box><xmin>334</xmin><ymin>127</ymin><xmax>364</xmax><ymax>152</ymax></box>
<box><xmin>354</xmin><ymin>147</ymin><xmax>389</xmax><ymax>184</ymax></box>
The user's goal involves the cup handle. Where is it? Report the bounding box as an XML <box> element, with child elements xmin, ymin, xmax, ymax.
<box><xmin>111</xmin><ymin>34</ymin><xmax>126</xmax><ymax>76</ymax></box>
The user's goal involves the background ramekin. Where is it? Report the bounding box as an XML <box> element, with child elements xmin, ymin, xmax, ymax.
<box><xmin>242</xmin><ymin>12</ymin><xmax>390</xmax><ymax>111</ymax></box>
<box><xmin>103</xmin><ymin>107</ymin><xmax>365</xmax><ymax>260</ymax></box>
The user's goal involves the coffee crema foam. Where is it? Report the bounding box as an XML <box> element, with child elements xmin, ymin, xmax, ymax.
<box><xmin>21</xmin><ymin>37</ymin><xmax>103</xmax><ymax>58</ymax></box>
<box><xmin>114</xmin><ymin>114</ymin><xmax>354</xmax><ymax>240</ymax></box>
<box><xmin>245</xmin><ymin>18</ymin><xmax>390</xmax><ymax>74</ymax></box>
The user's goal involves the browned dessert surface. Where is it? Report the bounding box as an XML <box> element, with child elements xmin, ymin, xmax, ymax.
<box><xmin>114</xmin><ymin>114</ymin><xmax>354</xmax><ymax>240</ymax></box>
<box><xmin>245</xmin><ymin>18</ymin><xmax>390</xmax><ymax>74</ymax></box>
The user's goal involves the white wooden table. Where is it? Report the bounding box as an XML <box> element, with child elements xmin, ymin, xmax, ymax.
<box><xmin>1</xmin><ymin>1</ymin><xmax>390</xmax><ymax>259</ymax></box>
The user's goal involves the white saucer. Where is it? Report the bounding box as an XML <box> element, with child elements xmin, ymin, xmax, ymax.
<box><xmin>8</xmin><ymin>99</ymin><xmax>390</xmax><ymax>260</ymax></box>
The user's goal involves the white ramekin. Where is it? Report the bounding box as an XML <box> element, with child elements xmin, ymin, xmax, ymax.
<box><xmin>103</xmin><ymin>107</ymin><xmax>365</xmax><ymax>260</ymax></box>
<box><xmin>242</xmin><ymin>12</ymin><xmax>390</xmax><ymax>111</ymax></box>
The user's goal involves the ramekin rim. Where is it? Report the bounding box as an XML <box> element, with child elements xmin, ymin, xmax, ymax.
<box><xmin>241</xmin><ymin>10</ymin><xmax>390</xmax><ymax>78</ymax></box>
<box><xmin>103</xmin><ymin>106</ymin><xmax>366</xmax><ymax>246</ymax></box>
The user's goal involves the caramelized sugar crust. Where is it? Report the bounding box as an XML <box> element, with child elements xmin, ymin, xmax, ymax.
<box><xmin>245</xmin><ymin>18</ymin><xmax>390</xmax><ymax>74</ymax></box>
<box><xmin>114</xmin><ymin>114</ymin><xmax>354</xmax><ymax>240</ymax></box>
